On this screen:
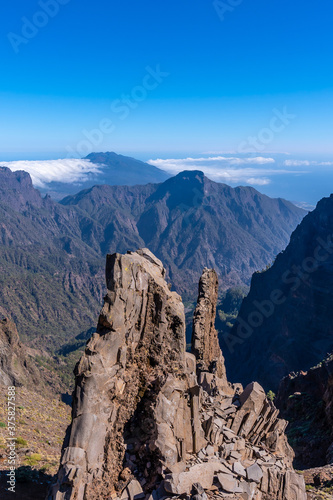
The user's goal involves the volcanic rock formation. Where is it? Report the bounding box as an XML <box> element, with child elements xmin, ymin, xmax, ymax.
<box><xmin>49</xmin><ymin>249</ymin><xmax>306</xmax><ymax>500</ymax></box>
<box><xmin>191</xmin><ymin>268</ymin><xmax>227</xmax><ymax>381</ymax></box>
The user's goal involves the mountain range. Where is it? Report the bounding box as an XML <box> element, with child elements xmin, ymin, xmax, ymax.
<box><xmin>0</xmin><ymin>163</ymin><xmax>305</xmax><ymax>357</ymax></box>
<box><xmin>39</xmin><ymin>152</ymin><xmax>170</xmax><ymax>199</ymax></box>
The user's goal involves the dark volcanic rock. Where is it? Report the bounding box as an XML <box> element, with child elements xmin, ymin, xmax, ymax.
<box><xmin>224</xmin><ymin>194</ymin><xmax>333</xmax><ymax>392</ymax></box>
<box><xmin>49</xmin><ymin>250</ymin><xmax>305</xmax><ymax>500</ymax></box>
<box><xmin>0</xmin><ymin>166</ymin><xmax>42</xmax><ymax>209</ymax></box>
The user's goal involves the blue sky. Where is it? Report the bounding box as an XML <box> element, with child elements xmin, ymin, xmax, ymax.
<box><xmin>1</xmin><ymin>0</ymin><xmax>333</xmax><ymax>204</ymax></box>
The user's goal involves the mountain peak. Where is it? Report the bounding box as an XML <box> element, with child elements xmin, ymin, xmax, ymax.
<box><xmin>174</xmin><ymin>169</ymin><xmax>205</xmax><ymax>181</ymax></box>
<box><xmin>0</xmin><ymin>166</ymin><xmax>42</xmax><ymax>208</ymax></box>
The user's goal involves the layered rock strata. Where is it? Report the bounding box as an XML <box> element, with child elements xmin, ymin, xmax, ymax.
<box><xmin>49</xmin><ymin>249</ymin><xmax>306</xmax><ymax>500</ymax></box>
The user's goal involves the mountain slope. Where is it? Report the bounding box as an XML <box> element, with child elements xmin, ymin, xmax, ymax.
<box><xmin>225</xmin><ymin>194</ymin><xmax>333</xmax><ymax>392</ymax></box>
<box><xmin>62</xmin><ymin>170</ymin><xmax>305</xmax><ymax>294</ymax></box>
<box><xmin>0</xmin><ymin>167</ymin><xmax>304</xmax><ymax>355</ymax></box>
<box><xmin>0</xmin><ymin>167</ymin><xmax>105</xmax><ymax>350</ymax></box>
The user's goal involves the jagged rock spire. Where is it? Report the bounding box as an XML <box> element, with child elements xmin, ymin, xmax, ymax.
<box><xmin>191</xmin><ymin>268</ymin><xmax>227</xmax><ymax>381</ymax></box>
<box><xmin>49</xmin><ymin>249</ymin><xmax>306</xmax><ymax>500</ymax></box>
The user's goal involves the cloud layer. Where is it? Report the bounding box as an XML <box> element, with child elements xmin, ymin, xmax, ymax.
<box><xmin>1</xmin><ymin>155</ymin><xmax>314</xmax><ymax>191</ymax></box>
<box><xmin>284</xmin><ymin>160</ymin><xmax>333</xmax><ymax>167</ymax></box>
<box><xmin>148</xmin><ymin>156</ymin><xmax>305</xmax><ymax>186</ymax></box>
<box><xmin>0</xmin><ymin>159</ymin><xmax>102</xmax><ymax>188</ymax></box>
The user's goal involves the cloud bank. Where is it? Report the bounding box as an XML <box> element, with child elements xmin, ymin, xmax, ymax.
<box><xmin>0</xmin><ymin>159</ymin><xmax>102</xmax><ymax>188</ymax></box>
<box><xmin>284</xmin><ymin>160</ymin><xmax>333</xmax><ymax>167</ymax></box>
<box><xmin>149</xmin><ymin>156</ymin><xmax>305</xmax><ymax>187</ymax></box>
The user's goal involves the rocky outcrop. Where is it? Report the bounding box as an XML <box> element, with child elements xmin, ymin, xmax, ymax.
<box><xmin>191</xmin><ymin>268</ymin><xmax>227</xmax><ymax>382</ymax></box>
<box><xmin>49</xmin><ymin>249</ymin><xmax>306</xmax><ymax>500</ymax></box>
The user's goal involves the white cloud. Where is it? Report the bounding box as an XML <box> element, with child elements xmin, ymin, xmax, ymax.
<box><xmin>246</xmin><ymin>178</ymin><xmax>271</xmax><ymax>186</ymax></box>
<box><xmin>284</xmin><ymin>160</ymin><xmax>333</xmax><ymax>167</ymax></box>
<box><xmin>284</xmin><ymin>160</ymin><xmax>311</xmax><ymax>166</ymax></box>
<box><xmin>0</xmin><ymin>159</ymin><xmax>102</xmax><ymax>188</ymax></box>
<box><xmin>148</xmin><ymin>156</ymin><xmax>305</xmax><ymax>187</ymax></box>
<box><xmin>150</xmin><ymin>156</ymin><xmax>275</xmax><ymax>169</ymax></box>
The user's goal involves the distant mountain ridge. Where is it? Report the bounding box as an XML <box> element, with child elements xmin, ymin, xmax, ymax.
<box><xmin>0</xmin><ymin>166</ymin><xmax>305</xmax><ymax>355</ymax></box>
<box><xmin>39</xmin><ymin>151</ymin><xmax>170</xmax><ymax>199</ymax></box>
<box><xmin>61</xmin><ymin>170</ymin><xmax>305</xmax><ymax>294</ymax></box>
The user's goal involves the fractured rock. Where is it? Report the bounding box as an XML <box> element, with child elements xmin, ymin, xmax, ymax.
<box><xmin>48</xmin><ymin>249</ymin><xmax>306</xmax><ymax>500</ymax></box>
<box><xmin>246</xmin><ymin>463</ymin><xmax>263</xmax><ymax>483</ymax></box>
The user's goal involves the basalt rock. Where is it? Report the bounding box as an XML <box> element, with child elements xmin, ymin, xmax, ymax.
<box><xmin>49</xmin><ymin>249</ymin><xmax>306</xmax><ymax>500</ymax></box>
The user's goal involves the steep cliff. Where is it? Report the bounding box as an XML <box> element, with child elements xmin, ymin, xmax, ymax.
<box><xmin>49</xmin><ymin>249</ymin><xmax>306</xmax><ymax>500</ymax></box>
<box><xmin>224</xmin><ymin>194</ymin><xmax>333</xmax><ymax>392</ymax></box>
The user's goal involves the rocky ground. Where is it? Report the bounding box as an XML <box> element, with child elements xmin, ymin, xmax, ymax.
<box><xmin>302</xmin><ymin>465</ymin><xmax>333</xmax><ymax>499</ymax></box>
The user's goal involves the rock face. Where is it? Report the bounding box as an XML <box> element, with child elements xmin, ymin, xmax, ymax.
<box><xmin>224</xmin><ymin>194</ymin><xmax>333</xmax><ymax>392</ymax></box>
<box><xmin>0</xmin><ymin>318</ymin><xmax>40</xmax><ymax>386</ymax></box>
<box><xmin>49</xmin><ymin>249</ymin><xmax>306</xmax><ymax>500</ymax></box>
<box><xmin>276</xmin><ymin>353</ymin><xmax>333</xmax><ymax>469</ymax></box>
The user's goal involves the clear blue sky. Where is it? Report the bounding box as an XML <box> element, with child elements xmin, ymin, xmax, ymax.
<box><xmin>1</xmin><ymin>0</ymin><xmax>333</xmax><ymax>157</ymax></box>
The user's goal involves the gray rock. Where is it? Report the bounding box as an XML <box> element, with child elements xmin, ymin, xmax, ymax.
<box><xmin>246</xmin><ymin>463</ymin><xmax>263</xmax><ymax>483</ymax></box>
<box><xmin>233</xmin><ymin>461</ymin><xmax>246</xmax><ymax>478</ymax></box>
<box><xmin>216</xmin><ymin>472</ymin><xmax>238</xmax><ymax>493</ymax></box>
<box><xmin>47</xmin><ymin>249</ymin><xmax>307</xmax><ymax>500</ymax></box>
<box><xmin>127</xmin><ymin>480</ymin><xmax>145</xmax><ymax>500</ymax></box>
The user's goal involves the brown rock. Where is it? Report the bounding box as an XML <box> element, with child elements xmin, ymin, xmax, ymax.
<box><xmin>48</xmin><ymin>249</ymin><xmax>306</xmax><ymax>500</ymax></box>
<box><xmin>49</xmin><ymin>249</ymin><xmax>187</xmax><ymax>499</ymax></box>
<box><xmin>191</xmin><ymin>268</ymin><xmax>227</xmax><ymax>382</ymax></box>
